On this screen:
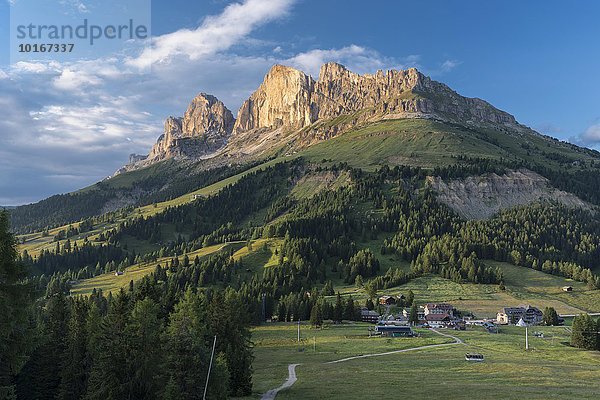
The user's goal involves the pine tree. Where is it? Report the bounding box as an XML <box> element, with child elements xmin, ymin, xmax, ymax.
<box><xmin>310</xmin><ymin>303</ymin><xmax>323</xmax><ymax>328</ymax></box>
<box><xmin>0</xmin><ymin>211</ymin><xmax>33</xmax><ymax>399</ymax></box>
<box><xmin>355</xmin><ymin>275</ymin><xmax>364</xmax><ymax>288</ymax></box>
<box><xmin>542</xmin><ymin>307</ymin><xmax>559</xmax><ymax>326</ymax></box>
<box><xmin>321</xmin><ymin>280</ymin><xmax>334</xmax><ymax>296</ymax></box>
<box><xmin>163</xmin><ymin>290</ymin><xmax>213</xmax><ymax>400</ymax></box>
<box><xmin>206</xmin><ymin>289</ymin><xmax>252</xmax><ymax>397</ymax></box>
<box><xmin>571</xmin><ymin>314</ymin><xmax>597</xmax><ymax>350</ymax></box>
<box><xmin>125</xmin><ymin>298</ymin><xmax>164</xmax><ymax>400</ymax></box>
<box><xmin>18</xmin><ymin>291</ymin><xmax>70</xmax><ymax>400</ymax></box>
<box><xmin>333</xmin><ymin>293</ymin><xmax>343</xmax><ymax>323</ymax></box>
<box><xmin>85</xmin><ymin>290</ymin><xmax>131</xmax><ymax>400</ymax></box>
<box><xmin>409</xmin><ymin>303</ymin><xmax>419</xmax><ymax>326</ymax></box>
<box><xmin>364</xmin><ymin>281</ymin><xmax>377</xmax><ymax>300</ymax></box>
<box><xmin>58</xmin><ymin>298</ymin><xmax>90</xmax><ymax>400</ymax></box>
<box><xmin>343</xmin><ymin>296</ymin><xmax>356</xmax><ymax>321</ymax></box>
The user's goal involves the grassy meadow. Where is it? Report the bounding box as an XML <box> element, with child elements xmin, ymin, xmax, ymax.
<box><xmin>70</xmin><ymin>241</ymin><xmax>245</xmax><ymax>295</ymax></box>
<box><xmin>239</xmin><ymin>322</ymin><xmax>600</xmax><ymax>400</ymax></box>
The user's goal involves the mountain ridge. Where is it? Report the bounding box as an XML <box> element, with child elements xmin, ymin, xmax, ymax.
<box><xmin>118</xmin><ymin>62</ymin><xmax>525</xmax><ymax>173</ymax></box>
<box><xmin>10</xmin><ymin>63</ymin><xmax>600</xmax><ymax>233</ymax></box>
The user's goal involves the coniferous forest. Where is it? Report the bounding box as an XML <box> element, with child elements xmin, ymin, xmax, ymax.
<box><xmin>3</xmin><ymin>156</ymin><xmax>600</xmax><ymax>399</ymax></box>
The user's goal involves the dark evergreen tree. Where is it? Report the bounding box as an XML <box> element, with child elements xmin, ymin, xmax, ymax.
<box><xmin>125</xmin><ymin>298</ymin><xmax>164</xmax><ymax>400</ymax></box>
<box><xmin>58</xmin><ymin>298</ymin><xmax>90</xmax><ymax>400</ymax></box>
<box><xmin>409</xmin><ymin>303</ymin><xmax>419</xmax><ymax>326</ymax></box>
<box><xmin>310</xmin><ymin>302</ymin><xmax>323</xmax><ymax>327</ymax></box>
<box><xmin>85</xmin><ymin>290</ymin><xmax>131</xmax><ymax>400</ymax></box>
<box><xmin>542</xmin><ymin>307</ymin><xmax>559</xmax><ymax>326</ymax></box>
<box><xmin>0</xmin><ymin>211</ymin><xmax>33</xmax><ymax>399</ymax></box>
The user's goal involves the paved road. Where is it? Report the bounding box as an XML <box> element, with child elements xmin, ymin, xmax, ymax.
<box><xmin>261</xmin><ymin>329</ymin><xmax>464</xmax><ymax>398</ymax></box>
<box><xmin>261</xmin><ymin>364</ymin><xmax>300</xmax><ymax>400</ymax></box>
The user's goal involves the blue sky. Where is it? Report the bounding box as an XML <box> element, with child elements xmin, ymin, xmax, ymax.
<box><xmin>1</xmin><ymin>0</ymin><xmax>599</xmax><ymax>205</ymax></box>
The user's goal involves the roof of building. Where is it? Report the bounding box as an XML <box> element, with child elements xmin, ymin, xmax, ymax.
<box><xmin>375</xmin><ymin>325</ymin><xmax>413</xmax><ymax>332</ymax></box>
<box><xmin>361</xmin><ymin>309</ymin><xmax>379</xmax><ymax>317</ymax></box>
<box><xmin>425</xmin><ymin>313</ymin><xmax>451</xmax><ymax>321</ymax></box>
<box><xmin>501</xmin><ymin>306</ymin><xmax>526</xmax><ymax>314</ymax></box>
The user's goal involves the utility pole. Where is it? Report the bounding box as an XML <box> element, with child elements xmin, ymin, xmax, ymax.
<box><xmin>525</xmin><ymin>326</ymin><xmax>529</xmax><ymax>351</ymax></box>
<box><xmin>203</xmin><ymin>335</ymin><xmax>217</xmax><ymax>400</ymax></box>
<box><xmin>313</xmin><ymin>336</ymin><xmax>316</xmax><ymax>352</ymax></box>
<box><xmin>297</xmin><ymin>320</ymin><xmax>300</xmax><ymax>342</ymax></box>
<box><xmin>262</xmin><ymin>293</ymin><xmax>266</xmax><ymax>323</ymax></box>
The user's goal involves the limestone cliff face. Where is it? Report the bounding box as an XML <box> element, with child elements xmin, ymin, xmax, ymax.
<box><xmin>182</xmin><ymin>94</ymin><xmax>235</xmax><ymax>138</ymax></box>
<box><xmin>147</xmin><ymin>116</ymin><xmax>183</xmax><ymax>161</ymax></box>
<box><xmin>233</xmin><ymin>65</ymin><xmax>316</xmax><ymax>133</ymax></box>
<box><xmin>147</xmin><ymin>93</ymin><xmax>234</xmax><ymax>162</ymax></box>
<box><xmin>232</xmin><ymin>62</ymin><xmax>518</xmax><ymax>138</ymax></box>
<box><xmin>119</xmin><ymin>62</ymin><xmax>523</xmax><ymax>173</ymax></box>
<box><xmin>427</xmin><ymin>169</ymin><xmax>591</xmax><ymax>219</ymax></box>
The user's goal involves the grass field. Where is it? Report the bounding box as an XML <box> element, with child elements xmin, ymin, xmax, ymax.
<box><xmin>70</xmin><ymin>241</ymin><xmax>245</xmax><ymax>295</ymax></box>
<box><xmin>238</xmin><ymin>323</ymin><xmax>452</xmax><ymax>398</ymax></box>
<box><xmin>239</xmin><ymin>322</ymin><xmax>600</xmax><ymax>400</ymax></box>
<box><xmin>298</xmin><ymin>119</ymin><xmax>508</xmax><ymax>170</ymax></box>
<box><xmin>70</xmin><ymin>238</ymin><xmax>285</xmax><ymax>296</ymax></box>
<box><xmin>327</xmin><ymin>260</ymin><xmax>600</xmax><ymax>317</ymax></box>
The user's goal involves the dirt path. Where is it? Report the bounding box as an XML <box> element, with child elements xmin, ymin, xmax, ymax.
<box><xmin>261</xmin><ymin>329</ymin><xmax>464</xmax><ymax>398</ymax></box>
<box><xmin>327</xmin><ymin>328</ymin><xmax>463</xmax><ymax>364</ymax></box>
<box><xmin>261</xmin><ymin>364</ymin><xmax>300</xmax><ymax>400</ymax></box>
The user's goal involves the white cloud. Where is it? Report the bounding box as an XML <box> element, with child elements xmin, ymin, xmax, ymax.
<box><xmin>440</xmin><ymin>59</ymin><xmax>462</xmax><ymax>72</ymax></box>
<box><xmin>127</xmin><ymin>0</ymin><xmax>295</xmax><ymax>69</ymax></box>
<box><xmin>11</xmin><ymin>61</ymin><xmax>55</xmax><ymax>74</ymax></box>
<box><xmin>1</xmin><ymin>0</ymin><xmax>441</xmax><ymax>205</ymax></box>
<box><xmin>287</xmin><ymin>45</ymin><xmax>420</xmax><ymax>77</ymax></box>
<box><xmin>53</xmin><ymin>68</ymin><xmax>102</xmax><ymax>91</ymax></box>
<box><xmin>59</xmin><ymin>0</ymin><xmax>90</xmax><ymax>14</ymax></box>
<box><xmin>29</xmin><ymin>100</ymin><xmax>159</xmax><ymax>150</ymax></box>
<box><xmin>580</xmin><ymin>124</ymin><xmax>600</xmax><ymax>144</ymax></box>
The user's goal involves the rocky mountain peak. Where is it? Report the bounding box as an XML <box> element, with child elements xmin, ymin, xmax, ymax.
<box><xmin>182</xmin><ymin>93</ymin><xmax>235</xmax><ymax>136</ymax></box>
<box><xmin>145</xmin><ymin>93</ymin><xmax>234</xmax><ymax>163</ymax></box>
<box><xmin>317</xmin><ymin>62</ymin><xmax>353</xmax><ymax>81</ymax></box>
<box><xmin>119</xmin><ymin>62</ymin><xmax>522</xmax><ymax>174</ymax></box>
<box><xmin>233</xmin><ymin>64</ymin><xmax>316</xmax><ymax>134</ymax></box>
<box><xmin>232</xmin><ymin>62</ymin><xmax>518</xmax><ymax>139</ymax></box>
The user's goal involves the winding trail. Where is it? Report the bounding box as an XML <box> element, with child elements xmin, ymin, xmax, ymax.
<box><xmin>261</xmin><ymin>329</ymin><xmax>464</xmax><ymax>398</ymax></box>
<box><xmin>327</xmin><ymin>328</ymin><xmax>463</xmax><ymax>364</ymax></box>
<box><xmin>261</xmin><ymin>364</ymin><xmax>300</xmax><ymax>400</ymax></box>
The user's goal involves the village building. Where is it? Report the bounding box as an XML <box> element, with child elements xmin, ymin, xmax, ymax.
<box><xmin>424</xmin><ymin>313</ymin><xmax>452</xmax><ymax>328</ymax></box>
<box><xmin>361</xmin><ymin>308</ymin><xmax>380</xmax><ymax>323</ymax></box>
<box><xmin>375</xmin><ymin>325</ymin><xmax>415</xmax><ymax>337</ymax></box>
<box><xmin>379</xmin><ymin>295</ymin><xmax>397</xmax><ymax>305</ymax></box>
<box><xmin>496</xmin><ymin>305</ymin><xmax>543</xmax><ymax>325</ymax></box>
<box><xmin>402</xmin><ymin>306</ymin><xmax>425</xmax><ymax>321</ymax></box>
<box><xmin>424</xmin><ymin>303</ymin><xmax>454</xmax><ymax>317</ymax></box>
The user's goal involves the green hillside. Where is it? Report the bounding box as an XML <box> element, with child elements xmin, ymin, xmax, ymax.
<box><xmin>299</xmin><ymin>118</ymin><xmax>599</xmax><ymax>170</ymax></box>
<box><xmin>9</xmin><ymin>118</ymin><xmax>600</xmax><ymax>400</ymax></box>
<box><xmin>12</xmin><ymin>116</ymin><xmax>600</xmax><ymax>235</ymax></box>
